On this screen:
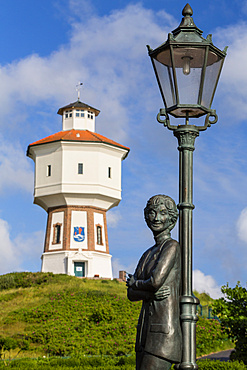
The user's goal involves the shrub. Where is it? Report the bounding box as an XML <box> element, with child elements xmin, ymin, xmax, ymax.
<box><xmin>0</xmin><ymin>355</ymin><xmax>136</xmax><ymax>369</ymax></box>
<box><xmin>196</xmin><ymin>317</ymin><xmax>230</xmax><ymax>356</ymax></box>
<box><xmin>197</xmin><ymin>359</ymin><xmax>247</xmax><ymax>369</ymax></box>
<box><xmin>0</xmin><ymin>357</ymin><xmax>246</xmax><ymax>369</ymax></box>
<box><xmin>0</xmin><ymin>272</ymin><xmax>76</xmax><ymax>291</ymax></box>
<box><xmin>0</xmin><ymin>272</ymin><xmax>55</xmax><ymax>290</ymax></box>
<box><xmin>213</xmin><ymin>282</ymin><xmax>247</xmax><ymax>364</ymax></box>
<box><xmin>0</xmin><ymin>274</ymin><xmax>16</xmax><ymax>290</ymax></box>
<box><xmin>0</xmin><ymin>337</ymin><xmax>18</xmax><ymax>353</ymax></box>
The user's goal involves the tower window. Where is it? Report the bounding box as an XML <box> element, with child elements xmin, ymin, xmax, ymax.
<box><xmin>52</xmin><ymin>223</ymin><xmax>62</xmax><ymax>244</ymax></box>
<box><xmin>78</xmin><ymin>163</ymin><xmax>83</xmax><ymax>174</ymax></box>
<box><xmin>76</xmin><ymin>109</ymin><xmax>85</xmax><ymax>117</ymax></box>
<box><xmin>96</xmin><ymin>225</ymin><xmax>103</xmax><ymax>245</ymax></box>
<box><xmin>108</xmin><ymin>167</ymin><xmax>111</xmax><ymax>178</ymax></box>
<box><xmin>47</xmin><ymin>165</ymin><xmax>51</xmax><ymax>177</ymax></box>
<box><xmin>65</xmin><ymin>110</ymin><xmax>72</xmax><ymax>118</ymax></box>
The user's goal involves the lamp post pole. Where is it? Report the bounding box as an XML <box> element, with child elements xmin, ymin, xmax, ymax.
<box><xmin>148</xmin><ymin>4</ymin><xmax>227</xmax><ymax>369</ymax></box>
<box><xmin>174</xmin><ymin>125</ymin><xmax>199</xmax><ymax>369</ymax></box>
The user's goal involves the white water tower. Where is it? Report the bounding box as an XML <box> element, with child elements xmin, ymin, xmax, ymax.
<box><xmin>27</xmin><ymin>98</ymin><xmax>129</xmax><ymax>278</ymax></box>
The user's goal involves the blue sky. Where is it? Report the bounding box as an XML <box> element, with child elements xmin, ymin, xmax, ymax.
<box><xmin>0</xmin><ymin>0</ymin><xmax>247</xmax><ymax>298</ymax></box>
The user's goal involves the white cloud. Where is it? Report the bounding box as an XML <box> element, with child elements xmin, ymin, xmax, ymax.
<box><xmin>112</xmin><ymin>258</ymin><xmax>126</xmax><ymax>279</ymax></box>
<box><xmin>0</xmin><ymin>3</ymin><xmax>180</xmax><ymax>200</ymax></box>
<box><xmin>0</xmin><ymin>219</ymin><xmax>19</xmax><ymax>274</ymax></box>
<box><xmin>193</xmin><ymin>269</ymin><xmax>222</xmax><ymax>299</ymax></box>
<box><xmin>111</xmin><ymin>257</ymin><xmax>136</xmax><ymax>279</ymax></box>
<box><xmin>107</xmin><ymin>210</ymin><xmax>122</xmax><ymax>228</ymax></box>
<box><xmin>0</xmin><ymin>4</ymin><xmax>177</xmax><ymax>143</ymax></box>
<box><xmin>0</xmin><ymin>136</ymin><xmax>33</xmax><ymax>194</ymax></box>
<box><xmin>213</xmin><ymin>23</ymin><xmax>247</xmax><ymax>121</ymax></box>
<box><xmin>14</xmin><ymin>230</ymin><xmax>44</xmax><ymax>264</ymax></box>
<box><xmin>0</xmin><ymin>217</ymin><xmax>43</xmax><ymax>274</ymax></box>
<box><xmin>237</xmin><ymin>207</ymin><xmax>247</xmax><ymax>243</ymax></box>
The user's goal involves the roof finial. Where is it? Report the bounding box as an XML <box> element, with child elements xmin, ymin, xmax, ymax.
<box><xmin>76</xmin><ymin>82</ymin><xmax>83</xmax><ymax>101</ymax></box>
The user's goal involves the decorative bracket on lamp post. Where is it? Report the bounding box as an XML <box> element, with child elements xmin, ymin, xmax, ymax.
<box><xmin>157</xmin><ymin>108</ymin><xmax>218</xmax><ymax>131</ymax></box>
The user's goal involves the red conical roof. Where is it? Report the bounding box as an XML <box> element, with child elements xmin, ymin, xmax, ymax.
<box><xmin>27</xmin><ymin>129</ymin><xmax>129</xmax><ymax>158</ymax></box>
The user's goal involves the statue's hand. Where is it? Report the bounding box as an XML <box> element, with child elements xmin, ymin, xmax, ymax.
<box><xmin>154</xmin><ymin>285</ymin><xmax>170</xmax><ymax>301</ymax></box>
<box><xmin>126</xmin><ymin>274</ymin><xmax>136</xmax><ymax>287</ymax></box>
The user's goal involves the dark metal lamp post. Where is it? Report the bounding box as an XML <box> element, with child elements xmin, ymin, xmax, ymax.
<box><xmin>148</xmin><ymin>4</ymin><xmax>226</xmax><ymax>369</ymax></box>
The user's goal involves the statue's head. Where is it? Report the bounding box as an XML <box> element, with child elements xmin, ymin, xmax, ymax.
<box><xmin>144</xmin><ymin>194</ymin><xmax>178</xmax><ymax>235</ymax></box>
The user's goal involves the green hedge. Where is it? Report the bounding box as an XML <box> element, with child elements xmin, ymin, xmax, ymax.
<box><xmin>0</xmin><ymin>357</ymin><xmax>246</xmax><ymax>369</ymax></box>
<box><xmin>0</xmin><ymin>355</ymin><xmax>135</xmax><ymax>369</ymax></box>
<box><xmin>197</xmin><ymin>360</ymin><xmax>247</xmax><ymax>369</ymax></box>
<box><xmin>0</xmin><ymin>272</ymin><xmax>70</xmax><ymax>290</ymax></box>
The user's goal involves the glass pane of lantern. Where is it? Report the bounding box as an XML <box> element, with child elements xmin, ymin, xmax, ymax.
<box><xmin>154</xmin><ymin>50</ymin><xmax>176</xmax><ymax>108</ymax></box>
<box><xmin>173</xmin><ymin>47</ymin><xmax>205</xmax><ymax>105</ymax></box>
<box><xmin>201</xmin><ymin>57</ymin><xmax>223</xmax><ymax>109</ymax></box>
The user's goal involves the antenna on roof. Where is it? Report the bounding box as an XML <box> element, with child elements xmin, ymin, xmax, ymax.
<box><xmin>76</xmin><ymin>82</ymin><xmax>83</xmax><ymax>101</ymax></box>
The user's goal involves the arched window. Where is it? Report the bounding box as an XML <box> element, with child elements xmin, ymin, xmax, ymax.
<box><xmin>52</xmin><ymin>223</ymin><xmax>62</xmax><ymax>244</ymax></box>
<box><xmin>96</xmin><ymin>225</ymin><xmax>103</xmax><ymax>245</ymax></box>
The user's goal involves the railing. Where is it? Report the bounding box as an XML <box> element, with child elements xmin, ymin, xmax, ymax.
<box><xmin>197</xmin><ymin>304</ymin><xmax>220</xmax><ymax>321</ymax></box>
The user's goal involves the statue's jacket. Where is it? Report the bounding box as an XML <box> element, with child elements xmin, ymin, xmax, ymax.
<box><xmin>128</xmin><ymin>236</ymin><xmax>182</xmax><ymax>363</ymax></box>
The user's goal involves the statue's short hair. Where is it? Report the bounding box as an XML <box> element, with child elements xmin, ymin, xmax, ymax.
<box><xmin>144</xmin><ymin>194</ymin><xmax>178</xmax><ymax>230</ymax></box>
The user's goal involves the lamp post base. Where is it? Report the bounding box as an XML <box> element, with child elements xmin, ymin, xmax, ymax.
<box><xmin>176</xmin><ymin>296</ymin><xmax>199</xmax><ymax>370</ymax></box>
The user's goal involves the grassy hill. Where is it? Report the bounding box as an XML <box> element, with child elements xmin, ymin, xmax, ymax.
<box><xmin>0</xmin><ymin>272</ymin><xmax>232</xmax><ymax>362</ymax></box>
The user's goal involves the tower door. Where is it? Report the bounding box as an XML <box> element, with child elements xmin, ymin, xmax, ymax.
<box><xmin>74</xmin><ymin>262</ymin><xmax>85</xmax><ymax>277</ymax></box>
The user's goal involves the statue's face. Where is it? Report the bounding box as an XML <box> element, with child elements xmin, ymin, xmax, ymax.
<box><xmin>146</xmin><ymin>203</ymin><xmax>171</xmax><ymax>235</ymax></box>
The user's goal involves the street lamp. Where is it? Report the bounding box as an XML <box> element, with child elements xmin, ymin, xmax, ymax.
<box><xmin>148</xmin><ymin>4</ymin><xmax>226</xmax><ymax>369</ymax></box>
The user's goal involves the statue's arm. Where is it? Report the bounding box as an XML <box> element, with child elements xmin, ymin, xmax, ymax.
<box><xmin>127</xmin><ymin>287</ymin><xmax>154</xmax><ymax>302</ymax></box>
<box><xmin>128</xmin><ymin>285</ymin><xmax>171</xmax><ymax>302</ymax></box>
<box><xmin>126</xmin><ymin>249</ymin><xmax>153</xmax><ymax>301</ymax></box>
<box><xmin>133</xmin><ymin>241</ymin><xmax>178</xmax><ymax>292</ymax></box>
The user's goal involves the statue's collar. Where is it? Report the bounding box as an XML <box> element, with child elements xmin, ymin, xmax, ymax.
<box><xmin>154</xmin><ymin>230</ymin><xmax>171</xmax><ymax>245</ymax></box>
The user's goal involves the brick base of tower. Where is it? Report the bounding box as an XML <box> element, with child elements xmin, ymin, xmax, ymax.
<box><xmin>41</xmin><ymin>205</ymin><xmax>112</xmax><ymax>279</ymax></box>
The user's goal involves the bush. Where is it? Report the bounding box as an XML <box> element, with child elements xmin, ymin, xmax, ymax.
<box><xmin>0</xmin><ymin>274</ymin><xmax>16</xmax><ymax>290</ymax></box>
<box><xmin>0</xmin><ymin>357</ymin><xmax>246</xmax><ymax>369</ymax></box>
<box><xmin>197</xmin><ymin>360</ymin><xmax>247</xmax><ymax>369</ymax></box>
<box><xmin>213</xmin><ymin>282</ymin><xmax>247</xmax><ymax>364</ymax></box>
<box><xmin>0</xmin><ymin>272</ymin><xmax>58</xmax><ymax>291</ymax></box>
<box><xmin>0</xmin><ymin>355</ymin><xmax>136</xmax><ymax>369</ymax></box>
<box><xmin>0</xmin><ymin>337</ymin><xmax>18</xmax><ymax>353</ymax></box>
<box><xmin>196</xmin><ymin>317</ymin><xmax>230</xmax><ymax>357</ymax></box>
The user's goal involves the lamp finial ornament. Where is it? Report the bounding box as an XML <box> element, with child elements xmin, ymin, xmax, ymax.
<box><xmin>182</xmin><ymin>3</ymin><xmax>193</xmax><ymax>17</ymax></box>
<box><xmin>178</xmin><ymin>3</ymin><xmax>196</xmax><ymax>29</ymax></box>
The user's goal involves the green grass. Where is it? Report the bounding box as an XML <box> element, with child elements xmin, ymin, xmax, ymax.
<box><xmin>0</xmin><ymin>272</ymin><xmax>233</xmax><ymax>363</ymax></box>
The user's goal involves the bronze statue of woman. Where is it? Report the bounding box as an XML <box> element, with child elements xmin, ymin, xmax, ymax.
<box><xmin>127</xmin><ymin>194</ymin><xmax>182</xmax><ymax>370</ymax></box>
